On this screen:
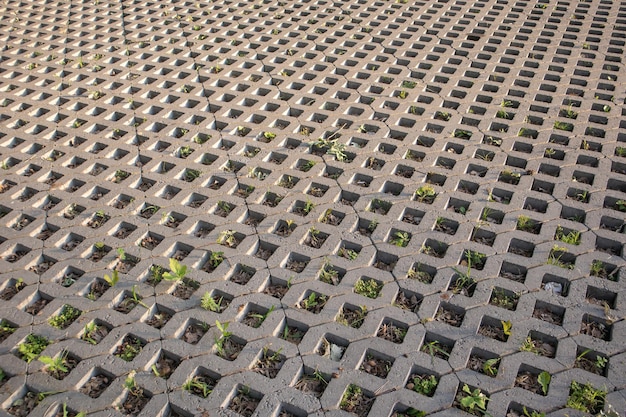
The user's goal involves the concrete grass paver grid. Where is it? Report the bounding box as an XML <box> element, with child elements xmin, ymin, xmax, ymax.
<box><xmin>0</xmin><ymin>0</ymin><xmax>625</xmax><ymax>415</ymax></box>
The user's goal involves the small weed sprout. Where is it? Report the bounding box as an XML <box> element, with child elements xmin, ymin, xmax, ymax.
<box><xmin>162</xmin><ymin>258</ymin><xmax>187</xmax><ymax>281</ymax></box>
<box><xmin>390</xmin><ymin>231</ymin><xmax>410</xmax><ymax>247</ymax></box>
<box><xmin>18</xmin><ymin>334</ymin><xmax>50</xmax><ymax>362</ymax></box>
<box><xmin>354</xmin><ymin>278</ymin><xmax>381</xmax><ymax>299</ymax></box>
<box><xmin>460</xmin><ymin>384</ymin><xmax>488</xmax><ymax>413</ymax></box>
<box><xmin>39</xmin><ymin>350</ymin><xmax>69</xmax><ymax>374</ymax></box>
<box><xmin>103</xmin><ymin>270</ymin><xmax>119</xmax><ymax>287</ymax></box>
<box><xmin>201</xmin><ymin>292</ymin><xmax>223</xmax><ymax>312</ymax></box>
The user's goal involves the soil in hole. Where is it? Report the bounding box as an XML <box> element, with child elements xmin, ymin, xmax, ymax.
<box><xmin>253</xmin><ymin>354</ymin><xmax>284</xmax><ymax>378</ymax></box>
<box><xmin>172</xmin><ymin>279</ymin><xmax>199</xmax><ymax>300</ymax></box>
<box><xmin>0</xmin><ymin>281</ymin><xmax>25</xmax><ymax>300</ymax></box>
<box><xmin>286</xmin><ymin>259</ymin><xmax>306</xmax><ymax>272</ymax></box>
<box><xmin>532</xmin><ymin>307</ymin><xmax>563</xmax><ymax>325</ymax></box>
<box><xmin>575</xmin><ymin>356</ymin><xmax>606</xmax><ymax>376</ymax></box>
<box><xmin>281</xmin><ymin>326</ymin><xmax>305</xmax><ymax>344</ymax></box>
<box><xmin>7</xmin><ymin>391</ymin><xmax>39</xmax><ymax>417</ymax></box>
<box><xmin>182</xmin><ymin>323</ymin><xmax>206</xmax><ymax>344</ymax></box>
<box><xmin>115</xmin><ymin>295</ymin><xmax>140</xmax><ymax>314</ymax></box>
<box><xmin>395</xmin><ymin>291</ymin><xmax>421</xmax><ymax>313</ymax></box>
<box><xmin>360</xmin><ymin>356</ymin><xmax>392</xmax><ymax>378</ymax></box>
<box><xmin>263</xmin><ymin>283</ymin><xmax>288</xmax><ymax>299</ymax></box>
<box><xmin>80</xmin><ymin>374</ymin><xmax>113</xmax><ymax>398</ymax></box>
<box><xmin>187</xmin><ymin>375</ymin><xmax>218</xmax><ymax>397</ymax></box>
<box><xmin>421</xmin><ymin>342</ymin><xmax>452</xmax><ymax>360</ymax></box>
<box><xmin>241</xmin><ymin>312</ymin><xmax>265</xmax><ymax>328</ymax></box>
<box><xmin>374</xmin><ymin>259</ymin><xmax>395</xmax><ymax>271</ymax></box>
<box><xmin>377</xmin><ymin>322</ymin><xmax>406</xmax><ymax>343</ymax></box>
<box><xmin>231</xmin><ymin>269</ymin><xmax>253</xmax><ymax>285</ymax></box>
<box><xmin>48</xmin><ymin>355</ymin><xmax>79</xmax><ymax>380</ymax></box>
<box><xmin>337</xmin><ymin>308</ymin><xmax>367</xmax><ymax>328</ymax></box>
<box><xmin>515</xmin><ymin>371</ymin><xmax>543</xmax><ymax>395</ymax></box>
<box><xmin>121</xmin><ymin>391</ymin><xmax>150</xmax><ymax>416</ymax></box>
<box><xmin>274</xmin><ymin>223</ymin><xmax>294</xmax><ymax>236</ymax></box>
<box><xmin>115</xmin><ymin>258</ymin><xmax>138</xmax><ymax>274</ymax></box>
<box><xmin>467</xmin><ymin>355</ymin><xmax>498</xmax><ymax>377</ymax></box>
<box><xmin>435</xmin><ymin>307</ymin><xmax>463</xmax><ymax>327</ymax></box>
<box><xmin>153</xmin><ymin>354</ymin><xmax>178</xmax><ymax>379</ymax></box>
<box><xmin>217</xmin><ymin>338</ymin><xmax>245</xmax><ymax>361</ymax></box>
<box><xmin>25</xmin><ymin>298</ymin><xmax>49</xmax><ymax>315</ymax></box>
<box><xmin>82</xmin><ymin>324</ymin><xmax>109</xmax><ymax>344</ymax></box>
<box><xmin>139</xmin><ymin>236</ymin><xmax>160</xmax><ymax>250</ymax></box>
<box><xmin>88</xmin><ymin>280</ymin><xmax>110</xmax><ymax>300</ymax></box>
<box><xmin>229</xmin><ymin>390</ymin><xmax>260</xmax><ymax>417</ymax></box>
<box><xmin>146</xmin><ymin>311</ymin><xmax>172</xmax><ymax>329</ymax></box>
<box><xmin>295</xmin><ymin>374</ymin><xmax>327</xmax><ymax>397</ymax></box>
<box><xmin>581</xmin><ymin>319</ymin><xmax>609</xmax><ymax>340</ymax></box>
<box><xmin>340</xmin><ymin>386</ymin><xmax>374</xmax><ymax>417</ymax></box>
<box><xmin>478</xmin><ymin>325</ymin><xmax>506</xmax><ymax>342</ymax></box>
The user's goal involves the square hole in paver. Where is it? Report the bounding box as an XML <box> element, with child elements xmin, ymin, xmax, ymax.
<box><xmin>377</xmin><ymin>318</ymin><xmax>408</xmax><ymax>344</ymax></box>
<box><xmin>421</xmin><ymin>332</ymin><xmax>454</xmax><ymax>361</ymax></box>
<box><xmin>581</xmin><ymin>314</ymin><xmax>612</xmax><ymax>341</ymax></box>
<box><xmin>533</xmin><ymin>300</ymin><xmax>565</xmax><ymax>325</ymax></box>
<box><xmin>467</xmin><ymin>348</ymin><xmax>501</xmax><ymax>378</ymax></box>
<box><xmin>515</xmin><ymin>364</ymin><xmax>550</xmax><ymax>396</ymax></box>
<box><xmin>436</xmin><ymin>303</ymin><xmax>465</xmax><ymax>327</ymax></box>
<box><xmin>574</xmin><ymin>346</ymin><xmax>609</xmax><ymax>377</ymax></box>
<box><xmin>79</xmin><ymin>368</ymin><xmax>115</xmax><ymax>398</ymax></box>
<box><xmin>359</xmin><ymin>349</ymin><xmax>394</xmax><ymax>379</ymax></box>
<box><xmin>230</xmin><ymin>264</ymin><xmax>256</xmax><ymax>285</ymax></box>
<box><xmin>521</xmin><ymin>330</ymin><xmax>558</xmax><ymax>358</ymax></box>
<box><xmin>477</xmin><ymin>315</ymin><xmax>509</xmax><ymax>342</ymax></box>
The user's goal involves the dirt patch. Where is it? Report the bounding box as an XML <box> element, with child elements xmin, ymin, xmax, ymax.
<box><xmin>171</xmin><ymin>279</ymin><xmax>199</xmax><ymax>300</ymax></box>
<box><xmin>217</xmin><ymin>338</ymin><xmax>245</xmax><ymax>361</ymax></box>
<box><xmin>182</xmin><ymin>323</ymin><xmax>206</xmax><ymax>344</ymax></box>
<box><xmin>0</xmin><ymin>280</ymin><xmax>25</xmax><ymax>300</ymax></box>
<box><xmin>435</xmin><ymin>306</ymin><xmax>463</xmax><ymax>327</ymax></box>
<box><xmin>360</xmin><ymin>356</ymin><xmax>392</xmax><ymax>378</ymax></box>
<box><xmin>394</xmin><ymin>291</ymin><xmax>421</xmax><ymax>313</ymax></box>
<box><xmin>7</xmin><ymin>391</ymin><xmax>39</xmax><ymax>417</ymax></box>
<box><xmin>263</xmin><ymin>283</ymin><xmax>288</xmax><ymax>299</ymax></box>
<box><xmin>146</xmin><ymin>311</ymin><xmax>172</xmax><ymax>329</ymax></box>
<box><xmin>231</xmin><ymin>268</ymin><xmax>254</xmax><ymax>285</ymax></box>
<box><xmin>532</xmin><ymin>307</ymin><xmax>563</xmax><ymax>325</ymax></box>
<box><xmin>295</xmin><ymin>374</ymin><xmax>327</xmax><ymax>397</ymax></box>
<box><xmin>87</xmin><ymin>280</ymin><xmax>110</xmax><ymax>300</ymax></box>
<box><xmin>337</xmin><ymin>307</ymin><xmax>367</xmax><ymax>329</ymax></box>
<box><xmin>580</xmin><ymin>319</ymin><xmax>610</xmax><ymax>340</ymax></box>
<box><xmin>121</xmin><ymin>391</ymin><xmax>150</xmax><ymax>416</ymax></box>
<box><xmin>82</xmin><ymin>323</ymin><xmax>109</xmax><ymax>344</ymax></box>
<box><xmin>25</xmin><ymin>298</ymin><xmax>49</xmax><ymax>315</ymax></box>
<box><xmin>80</xmin><ymin>374</ymin><xmax>113</xmax><ymax>398</ymax></box>
<box><xmin>340</xmin><ymin>385</ymin><xmax>374</xmax><ymax>417</ymax></box>
<box><xmin>154</xmin><ymin>353</ymin><xmax>178</xmax><ymax>379</ymax></box>
<box><xmin>515</xmin><ymin>371</ymin><xmax>543</xmax><ymax>395</ymax></box>
<box><xmin>229</xmin><ymin>390</ymin><xmax>260</xmax><ymax>417</ymax></box>
<box><xmin>477</xmin><ymin>324</ymin><xmax>506</xmax><ymax>342</ymax></box>
<box><xmin>115</xmin><ymin>295</ymin><xmax>141</xmax><ymax>314</ymax></box>
<box><xmin>253</xmin><ymin>353</ymin><xmax>284</xmax><ymax>378</ymax></box>
<box><xmin>377</xmin><ymin>322</ymin><xmax>407</xmax><ymax>344</ymax></box>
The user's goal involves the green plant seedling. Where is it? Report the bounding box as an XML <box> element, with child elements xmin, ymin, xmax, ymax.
<box><xmin>410</xmin><ymin>374</ymin><xmax>438</xmax><ymax>396</ymax></box>
<box><xmin>39</xmin><ymin>350</ymin><xmax>69</xmax><ymax>373</ymax></box>
<box><xmin>214</xmin><ymin>320</ymin><xmax>232</xmax><ymax>357</ymax></box>
<box><xmin>104</xmin><ymin>270</ymin><xmax>119</xmax><ymax>287</ymax></box>
<box><xmin>538</xmin><ymin>371</ymin><xmax>551</xmax><ymax>395</ymax></box>
<box><xmin>18</xmin><ymin>334</ymin><xmax>49</xmax><ymax>362</ymax></box>
<box><xmin>483</xmin><ymin>358</ymin><xmax>500</xmax><ymax>376</ymax></box>
<box><xmin>48</xmin><ymin>305</ymin><xmax>81</xmax><ymax>329</ymax></box>
<box><xmin>116</xmin><ymin>247</ymin><xmax>126</xmax><ymax>261</ymax></box>
<box><xmin>183</xmin><ymin>377</ymin><xmax>213</xmax><ymax>397</ymax></box>
<box><xmin>338</xmin><ymin>247</ymin><xmax>358</xmax><ymax>260</ymax></box>
<box><xmin>354</xmin><ymin>278</ymin><xmax>382</xmax><ymax>299</ymax></box>
<box><xmin>415</xmin><ymin>185</ymin><xmax>436</xmax><ymax>203</ymax></box>
<box><xmin>208</xmin><ymin>251</ymin><xmax>224</xmax><ymax>269</ymax></box>
<box><xmin>390</xmin><ymin>231</ymin><xmax>410</xmax><ymax>247</ymax></box>
<box><xmin>555</xmin><ymin>226</ymin><xmax>581</xmax><ymax>245</ymax></box>
<box><xmin>501</xmin><ymin>320</ymin><xmax>512</xmax><ymax>336</ymax></box>
<box><xmin>460</xmin><ymin>384</ymin><xmax>488</xmax><ymax>413</ymax></box>
<box><xmin>523</xmin><ymin>407</ymin><xmax>545</xmax><ymax>417</ymax></box>
<box><xmin>566</xmin><ymin>381</ymin><xmax>606</xmax><ymax>413</ymax></box>
<box><xmin>247</xmin><ymin>305</ymin><xmax>276</xmax><ymax>327</ymax></box>
<box><xmin>201</xmin><ymin>292</ymin><xmax>223</xmax><ymax>312</ymax></box>
<box><xmin>162</xmin><ymin>258</ymin><xmax>187</xmax><ymax>281</ymax></box>
<box><xmin>217</xmin><ymin>230</ymin><xmax>238</xmax><ymax>247</ymax></box>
